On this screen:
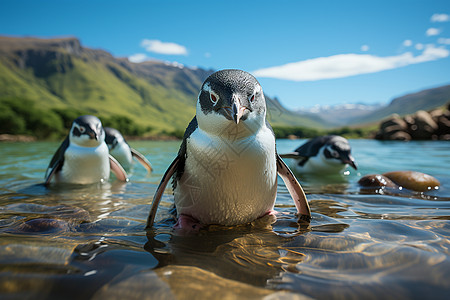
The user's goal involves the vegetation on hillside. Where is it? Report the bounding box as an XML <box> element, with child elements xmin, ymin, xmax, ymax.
<box><xmin>272</xmin><ymin>125</ymin><xmax>377</xmax><ymax>139</ymax></box>
<box><xmin>1</xmin><ymin>96</ymin><xmax>376</xmax><ymax>140</ymax></box>
<box><xmin>0</xmin><ymin>97</ymin><xmax>152</xmax><ymax>139</ymax></box>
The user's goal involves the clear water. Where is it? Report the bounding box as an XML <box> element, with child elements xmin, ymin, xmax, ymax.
<box><xmin>0</xmin><ymin>139</ymin><xmax>449</xmax><ymax>299</ymax></box>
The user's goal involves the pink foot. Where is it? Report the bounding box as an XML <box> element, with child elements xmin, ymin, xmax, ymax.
<box><xmin>174</xmin><ymin>214</ymin><xmax>204</xmax><ymax>233</ymax></box>
<box><xmin>266</xmin><ymin>209</ymin><xmax>278</xmax><ymax>216</ymax></box>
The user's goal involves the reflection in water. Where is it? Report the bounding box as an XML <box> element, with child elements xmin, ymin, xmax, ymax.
<box><xmin>0</xmin><ymin>140</ymin><xmax>449</xmax><ymax>299</ymax></box>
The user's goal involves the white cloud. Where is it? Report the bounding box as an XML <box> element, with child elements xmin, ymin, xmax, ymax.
<box><xmin>252</xmin><ymin>45</ymin><xmax>449</xmax><ymax>82</ymax></box>
<box><xmin>426</xmin><ymin>27</ymin><xmax>441</xmax><ymax>36</ymax></box>
<box><xmin>403</xmin><ymin>40</ymin><xmax>413</xmax><ymax>47</ymax></box>
<box><xmin>128</xmin><ymin>53</ymin><xmax>149</xmax><ymax>63</ymax></box>
<box><xmin>415</xmin><ymin>43</ymin><xmax>424</xmax><ymax>50</ymax></box>
<box><xmin>361</xmin><ymin>45</ymin><xmax>369</xmax><ymax>51</ymax></box>
<box><xmin>431</xmin><ymin>13</ymin><xmax>450</xmax><ymax>22</ymax></box>
<box><xmin>438</xmin><ymin>37</ymin><xmax>450</xmax><ymax>45</ymax></box>
<box><xmin>140</xmin><ymin>39</ymin><xmax>187</xmax><ymax>55</ymax></box>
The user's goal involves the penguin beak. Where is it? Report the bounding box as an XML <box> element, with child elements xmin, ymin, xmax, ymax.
<box><xmin>231</xmin><ymin>94</ymin><xmax>246</xmax><ymax>124</ymax></box>
<box><xmin>232</xmin><ymin>98</ymin><xmax>243</xmax><ymax>124</ymax></box>
<box><xmin>341</xmin><ymin>154</ymin><xmax>357</xmax><ymax>170</ymax></box>
<box><xmin>219</xmin><ymin>94</ymin><xmax>246</xmax><ymax>124</ymax></box>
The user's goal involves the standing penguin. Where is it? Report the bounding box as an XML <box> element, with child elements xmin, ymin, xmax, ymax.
<box><xmin>44</xmin><ymin>115</ymin><xmax>128</xmax><ymax>185</ymax></box>
<box><xmin>147</xmin><ymin>69</ymin><xmax>310</xmax><ymax>230</ymax></box>
<box><xmin>280</xmin><ymin>135</ymin><xmax>357</xmax><ymax>174</ymax></box>
<box><xmin>104</xmin><ymin>127</ymin><xmax>152</xmax><ymax>172</ymax></box>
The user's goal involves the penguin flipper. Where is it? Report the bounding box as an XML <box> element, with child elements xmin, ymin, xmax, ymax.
<box><xmin>130</xmin><ymin>148</ymin><xmax>152</xmax><ymax>172</ymax></box>
<box><xmin>44</xmin><ymin>137</ymin><xmax>69</xmax><ymax>186</ymax></box>
<box><xmin>276</xmin><ymin>154</ymin><xmax>311</xmax><ymax>224</ymax></box>
<box><xmin>146</xmin><ymin>155</ymin><xmax>180</xmax><ymax>228</ymax></box>
<box><xmin>109</xmin><ymin>155</ymin><xmax>128</xmax><ymax>182</ymax></box>
<box><xmin>279</xmin><ymin>152</ymin><xmax>305</xmax><ymax>159</ymax></box>
<box><xmin>44</xmin><ymin>160</ymin><xmax>63</xmax><ymax>186</ymax></box>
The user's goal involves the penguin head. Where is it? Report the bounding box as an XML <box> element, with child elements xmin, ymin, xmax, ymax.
<box><xmin>322</xmin><ymin>136</ymin><xmax>357</xmax><ymax>170</ymax></box>
<box><xmin>196</xmin><ymin>69</ymin><xmax>266</xmax><ymax>136</ymax></box>
<box><xmin>104</xmin><ymin>127</ymin><xmax>125</xmax><ymax>151</ymax></box>
<box><xmin>69</xmin><ymin>115</ymin><xmax>105</xmax><ymax>147</ymax></box>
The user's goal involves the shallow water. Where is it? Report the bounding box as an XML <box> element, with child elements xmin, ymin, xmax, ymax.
<box><xmin>0</xmin><ymin>139</ymin><xmax>449</xmax><ymax>299</ymax></box>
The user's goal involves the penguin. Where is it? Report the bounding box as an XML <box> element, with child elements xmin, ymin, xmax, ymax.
<box><xmin>147</xmin><ymin>69</ymin><xmax>310</xmax><ymax>230</ymax></box>
<box><xmin>104</xmin><ymin>127</ymin><xmax>152</xmax><ymax>172</ymax></box>
<box><xmin>44</xmin><ymin>115</ymin><xmax>128</xmax><ymax>185</ymax></box>
<box><xmin>280</xmin><ymin>135</ymin><xmax>357</xmax><ymax>174</ymax></box>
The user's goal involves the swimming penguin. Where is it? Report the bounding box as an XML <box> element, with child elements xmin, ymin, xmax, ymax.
<box><xmin>104</xmin><ymin>127</ymin><xmax>152</xmax><ymax>172</ymax></box>
<box><xmin>280</xmin><ymin>135</ymin><xmax>357</xmax><ymax>174</ymax></box>
<box><xmin>147</xmin><ymin>69</ymin><xmax>310</xmax><ymax>230</ymax></box>
<box><xmin>44</xmin><ymin>115</ymin><xmax>128</xmax><ymax>185</ymax></box>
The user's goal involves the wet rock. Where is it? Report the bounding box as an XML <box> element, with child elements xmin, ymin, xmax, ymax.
<box><xmin>408</xmin><ymin>110</ymin><xmax>438</xmax><ymax>140</ymax></box>
<box><xmin>358</xmin><ymin>174</ymin><xmax>398</xmax><ymax>188</ymax></box>
<box><xmin>379</xmin><ymin>114</ymin><xmax>408</xmax><ymax>131</ymax></box>
<box><xmin>383</xmin><ymin>171</ymin><xmax>440</xmax><ymax>192</ymax></box>
<box><xmin>385</xmin><ymin>130</ymin><xmax>411</xmax><ymax>141</ymax></box>
<box><xmin>16</xmin><ymin>218</ymin><xmax>70</xmax><ymax>233</ymax></box>
<box><xmin>436</xmin><ymin>113</ymin><xmax>450</xmax><ymax>139</ymax></box>
<box><xmin>375</xmin><ymin>104</ymin><xmax>450</xmax><ymax>140</ymax></box>
<box><xmin>376</xmin><ymin>115</ymin><xmax>411</xmax><ymax>140</ymax></box>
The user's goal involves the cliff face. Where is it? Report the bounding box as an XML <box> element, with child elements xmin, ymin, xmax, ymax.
<box><xmin>0</xmin><ymin>36</ymin><xmax>211</xmax><ymax>131</ymax></box>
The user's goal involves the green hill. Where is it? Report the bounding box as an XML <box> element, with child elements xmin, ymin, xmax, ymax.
<box><xmin>0</xmin><ymin>36</ymin><xmax>325</xmax><ymax>138</ymax></box>
<box><xmin>349</xmin><ymin>84</ymin><xmax>450</xmax><ymax>125</ymax></box>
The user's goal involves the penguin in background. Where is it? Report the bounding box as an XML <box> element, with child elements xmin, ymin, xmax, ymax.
<box><xmin>104</xmin><ymin>127</ymin><xmax>152</xmax><ymax>172</ymax></box>
<box><xmin>147</xmin><ymin>69</ymin><xmax>310</xmax><ymax>231</ymax></box>
<box><xmin>44</xmin><ymin>115</ymin><xmax>128</xmax><ymax>185</ymax></box>
<box><xmin>280</xmin><ymin>135</ymin><xmax>357</xmax><ymax>174</ymax></box>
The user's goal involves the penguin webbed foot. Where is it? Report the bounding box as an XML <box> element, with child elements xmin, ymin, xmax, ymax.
<box><xmin>174</xmin><ymin>214</ymin><xmax>204</xmax><ymax>233</ymax></box>
<box><xmin>297</xmin><ymin>214</ymin><xmax>311</xmax><ymax>225</ymax></box>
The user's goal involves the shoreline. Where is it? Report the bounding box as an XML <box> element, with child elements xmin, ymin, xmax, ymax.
<box><xmin>0</xmin><ymin>133</ymin><xmax>181</xmax><ymax>143</ymax></box>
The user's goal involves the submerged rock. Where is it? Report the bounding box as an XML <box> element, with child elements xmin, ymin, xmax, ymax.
<box><xmin>16</xmin><ymin>218</ymin><xmax>70</xmax><ymax>233</ymax></box>
<box><xmin>358</xmin><ymin>174</ymin><xmax>398</xmax><ymax>189</ymax></box>
<box><xmin>359</xmin><ymin>171</ymin><xmax>440</xmax><ymax>193</ymax></box>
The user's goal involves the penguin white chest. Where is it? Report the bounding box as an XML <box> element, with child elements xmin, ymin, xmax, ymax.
<box><xmin>58</xmin><ymin>143</ymin><xmax>110</xmax><ymax>184</ymax></box>
<box><xmin>110</xmin><ymin>143</ymin><xmax>132</xmax><ymax>170</ymax></box>
<box><xmin>174</xmin><ymin>127</ymin><xmax>277</xmax><ymax>225</ymax></box>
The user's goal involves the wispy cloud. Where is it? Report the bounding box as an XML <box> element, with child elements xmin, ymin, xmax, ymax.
<box><xmin>252</xmin><ymin>45</ymin><xmax>449</xmax><ymax>81</ymax></box>
<box><xmin>128</xmin><ymin>53</ymin><xmax>149</xmax><ymax>63</ymax></box>
<box><xmin>438</xmin><ymin>37</ymin><xmax>450</xmax><ymax>45</ymax></box>
<box><xmin>431</xmin><ymin>13</ymin><xmax>450</xmax><ymax>22</ymax></box>
<box><xmin>360</xmin><ymin>45</ymin><xmax>369</xmax><ymax>51</ymax></box>
<box><xmin>426</xmin><ymin>28</ymin><xmax>442</xmax><ymax>36</ymax></box>
<box><xmin>140</xmin><ymin>39</ymin><xmax>187</xmax><ymax>55</ymax></box>
<box><xmin>403</xmin><ymin>40</ymin><xmax>413</xmax><ymax>47</ymax></box>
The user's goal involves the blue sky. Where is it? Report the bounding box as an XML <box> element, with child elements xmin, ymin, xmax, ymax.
<box><xmin>1</xmin><ymin>0</ymin><xmax>449</xmax><ymax>109</ymax></box>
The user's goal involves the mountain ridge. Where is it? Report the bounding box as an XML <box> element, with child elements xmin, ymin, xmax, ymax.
<box><xmin>0</xmin><ymin>36</ymin><xmax>327</xmax><ymax>135</ymax></box>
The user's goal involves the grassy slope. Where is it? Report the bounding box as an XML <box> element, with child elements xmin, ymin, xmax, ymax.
<box><xmin>0</xmin><ymin>36</ymin><xmax>331</xmax><ymax>134</ymax></box>
<box><xmin>350</xmin><ymin>84</ymin><xmax>450</xmax><ymax>124</ymax></box>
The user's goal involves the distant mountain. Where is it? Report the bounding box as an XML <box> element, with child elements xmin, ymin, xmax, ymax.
<box><xmin>0</xmin><ymin>36</ymin><xmax>325</xmax><ymax>134</ymax></box>
<box><xmin>296</xmin><ymin>103</ymin><xmax>383</xmax><ymax>126</ymax></box>
<box><xmin>349</xmin><ymin>84</ymin><xmax>450</xmax><ymax>125</ymax></box>
<box><xmin>296</xmin><ymin>85</ymin><xmax>450</xmax><ymax>126</ymax></box>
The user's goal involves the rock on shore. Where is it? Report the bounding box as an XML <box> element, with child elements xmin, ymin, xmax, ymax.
<box><xmin>375</xmin><ymin>103</ymin><xmax>450</xmax><ymax>140</ymax></box>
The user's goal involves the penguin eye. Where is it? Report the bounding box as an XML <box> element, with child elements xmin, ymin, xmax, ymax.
<box><xmin>210</xmin><ymin>92</ymin><xmax>218</xmax><ymax>104</ymax></box>
<box><xmin>249</xmin><ymin>94</ymin><xmax>255</xmax><ymax>102</ymax></box>
<box><xmin>331</xmin><ymin>150</ymin><xmax>339</xmax><ymax>158</ymax></box>
<box><xmin>79</xmin><ymin>126</ymin><xmax>86</xmax><ymax>133</ymax></box>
